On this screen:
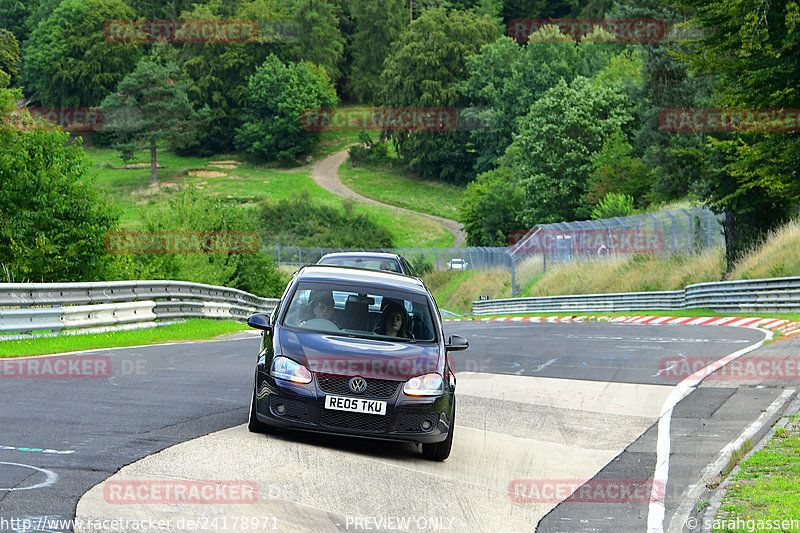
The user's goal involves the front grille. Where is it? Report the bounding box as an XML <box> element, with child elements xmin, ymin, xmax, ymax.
<box><xmin>318</xmin><ymin>410</ymin><xmax>389</xmax><ymax>432</ymax></box>
<box><xmin>396</xmin><ymin>413</ymin><xmax>440</xmax><ymax>433</ymax></box>
<box><xmin>316</xmin><ymin>373</ymin><xmax>401</xmax><ymax>399</ymax></box>
<box><xmin>269</xmin><ymin>395</ymin><xmax>311</xmax><ymax>423</ymax></box>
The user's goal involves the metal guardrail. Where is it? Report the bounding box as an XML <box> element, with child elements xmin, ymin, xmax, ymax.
<box><xmin>0</xmin><ymin>281</ymin><xmax>279</xmax><ymax>337</ymax></box>
<box><xmin>473</xmin><ymin>276</ymin><xmax>800</xmax><ymax>315</ymax></box>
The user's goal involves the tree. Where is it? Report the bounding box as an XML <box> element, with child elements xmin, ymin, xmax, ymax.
<box><xmin>285</xmin><ymin>0</ymin><xmax>345</xmax><ymax>84</ymax></box>
<box><xmin>22</xmin><ymin>0</ymin><xmax>141</xmax><ymax>107</ymax></box>
<box><xmin>172</xmin><ymin>0</ymin><xmax>285</xmax><ymax>154</ymax></box>
<box><xmin>0</xmin><ymin>0</ymin><xmax>30</xmax><ymax>42</ymax></box>
<box><xmin>0</xmin><ymin>88</ymin><xmax>119</xmax><ymax>282</ymax></box>
<box><xmin>380</xmin><ymin>7</ymin><xmax>498</xmax><ymax>182</ymax></box>
<box><xmin>235</xmin><ymin>54</ymin><xmax>337</xmax><ymax>162</ymax></box>
<box><xmin>347</xmin><ymin>0</ymin><xmax>405</xmax><ymax>103</ymax></box>
<box><xmin>591</xmin><ymin>193</ymin><xmax>635</xmax><ymax>219</ymax></box>
<box><xmin>674</xmin><ymin>0</ymin><xmax>800</xmax><ymax>264</ymax></box>
<box><xmin>458</xmin><ymin>167</ymin><xmax>525</xmax><ymax>246</ymax></box>
<box><xmin>461</xmin><ymin>30</ymin><xmax>613</xmax><ymax>174</ymax></box>
<box><xmin>586</xmin><ymin>130</ymin><xmax>649</xmax><ymax>207</ymax></box>
<box><xmin>99</xmin><ymin>60</ymin><xmax>209</xmax><ymax>185</ymax></box>
<box><xmin>511</xmin><ymin>76</ymin><xmax>637</xmax><ymax>225</ymax></box>
<box><xmin>0</xmin><ymin>29</ymin><xmax>19</xmax><ymax>88</ymax></box>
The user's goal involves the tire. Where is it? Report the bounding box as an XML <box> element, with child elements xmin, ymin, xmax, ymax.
<box><xmin>248</xmin><ymin>386</ymin><xmax>274</xmax><ymax>434</ymax></box>
<box><xmin>422</xmin><ymin>398</ymin><xmax>455</xmax><ymax>461</ymax></box>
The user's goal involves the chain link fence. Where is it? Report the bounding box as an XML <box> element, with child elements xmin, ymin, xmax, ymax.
<box><xmin>264</xmin><ymin>208</ymin><xmax>725</xmax><ymax>297</ymax></box>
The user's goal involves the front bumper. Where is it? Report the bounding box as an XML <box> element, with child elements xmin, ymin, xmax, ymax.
<box><xmin>254</xmin><ymin>373</ymin><xmax>453</xmax><ymax>444</ymax></box>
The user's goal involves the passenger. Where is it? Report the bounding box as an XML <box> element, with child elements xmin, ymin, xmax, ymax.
<box><xmin>299</xmin><ymin>291</ymin><xmax>337</xmax><ymax>326</ymax></box>
<box><xmin>374</xmin><ymin>301</ymin><xmax>413</xmax><ymax>338</ymax></box>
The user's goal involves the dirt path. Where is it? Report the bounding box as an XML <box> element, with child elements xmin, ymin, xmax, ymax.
<box><xmin>311</xmin><ymin>148</ymin><xmax>466</xmax><ymax>248</ymax></box>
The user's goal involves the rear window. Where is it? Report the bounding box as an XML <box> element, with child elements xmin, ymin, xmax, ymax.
<box><xmin>282</xmin><ymin>282</ymin><xmax>437</xmax><ymax>342</ymax></box>
<box><xmin>318</xmin><ymin>257</ymin><xmax>402</xmax><ymax>273</ymax></box>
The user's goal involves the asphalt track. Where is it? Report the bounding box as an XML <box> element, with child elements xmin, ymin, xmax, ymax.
<box><xmin>0</xmin><ymin>322</ymin><xmax>795</xmax><ymax>533</ymax></box>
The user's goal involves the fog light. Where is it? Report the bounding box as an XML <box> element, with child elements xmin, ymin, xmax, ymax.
<box><xmin>421</xmin><ymin>419</ymin><xmax>433</xmax><ymax>431</ymax></box>
<box><xmin>275</xmin><ymin>403</ymin><xmax>287</xmax><ymax>415</ymax></box>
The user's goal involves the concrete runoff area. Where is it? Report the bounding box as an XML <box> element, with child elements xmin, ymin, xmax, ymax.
<box><xmin>75</xmin><ymin>373</ymin><xmax>674</xmax><ymax>532</ymax></box>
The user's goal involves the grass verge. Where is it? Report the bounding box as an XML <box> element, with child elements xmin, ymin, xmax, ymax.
<box><xmin>338</xmin><ymin>160</ymin><xmax>465</xmax><ymax>221</ymax></box>
<box><xmin>712</xmin><ymin>418</ymin><xmax>800</xmax><ymax>532</ymax></box>
<box><xmin>0</xmin><ymin>319</ymin><xmax>250</xmax><ymax>358</ymax></box>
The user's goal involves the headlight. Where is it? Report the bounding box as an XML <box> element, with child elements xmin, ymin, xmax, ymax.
<box><xmin>270</xmin><ymin>356</ymin><xmax>312</xmax><ymax>384</ymax></box>
<box><xmin>403</xmin><ymin>373</ymin><xmax>444</xmax><ymax>396</ymax></box>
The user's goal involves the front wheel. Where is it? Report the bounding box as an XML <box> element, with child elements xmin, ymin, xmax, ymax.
<box><xmin>422</xmin><ymin>399</ymin><xmax>455</xmax><ymax>461</ymax></box>
<box><xmin>248</xmin><ymin>387</ymin><xmax>274</xmax><ymax>434</ymax></box>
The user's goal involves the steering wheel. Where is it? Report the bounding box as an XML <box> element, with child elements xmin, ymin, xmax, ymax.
<box><xmin>303</xmin><ymin>318</ymin><xmax>340</xmax><ymax>331</ymax></box>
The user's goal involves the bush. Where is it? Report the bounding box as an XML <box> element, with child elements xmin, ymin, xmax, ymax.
<box><xmin>0</xmin><ymin>89</ymin><xmax>120</xmax><ymax>282</ymax></box>
<box><xmin>235</xmin><ymin>55</ymin><xmax>337</xmax><ymax>162</ymax></box>
<box><xmin>115</xmin><ymin>188</ymin><xmax>285</xmax><ymax>297</ymax></box>
<box><xmin>257</xmin><ymin>192</ymin><xmax>393</xmax><ymax>248</ymax></box>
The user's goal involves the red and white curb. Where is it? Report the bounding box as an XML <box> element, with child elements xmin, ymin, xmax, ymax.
<box><xmin>444</xmin><ymin>315</ymin><xmax>800</xmax><ymax>339</ymax></box>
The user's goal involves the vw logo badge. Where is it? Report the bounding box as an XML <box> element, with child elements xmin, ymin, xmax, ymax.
<box><xmin>348</xmin><ymin>377</ymin><xmax>367</xmax><ymax>394</ymax></box>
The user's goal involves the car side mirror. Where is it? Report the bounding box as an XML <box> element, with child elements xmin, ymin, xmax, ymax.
<box><xmin>247</xmin><ymin>313</ymin><xmax>272</xmax><ymax>333</ymax></box>
<box><xmin>445</xmin><ymin>334</ymin><xmax>469</xmax><ymax>351</ymax></box>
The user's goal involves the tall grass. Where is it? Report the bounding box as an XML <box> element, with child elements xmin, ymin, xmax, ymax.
<box><xmin>523</xmin><ymin>248</ymin><xmax>726</xmax><ymax>296</ymax></box>
<box><xmin>729</xmin><ymin>220</ymin><xmax>800</xmax><ymax>280</ymax></box>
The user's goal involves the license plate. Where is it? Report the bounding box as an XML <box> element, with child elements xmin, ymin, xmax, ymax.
<box><xmin>324</xmin><ymin>395</ymin><xmax>387</xmax><ymax>415</ymax></box>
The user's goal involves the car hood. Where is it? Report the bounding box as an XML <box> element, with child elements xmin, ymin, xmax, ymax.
<box><xmin>278</xmin><ymin>328</ymin><xmax>442</xmax><ymax>381</ymax></box>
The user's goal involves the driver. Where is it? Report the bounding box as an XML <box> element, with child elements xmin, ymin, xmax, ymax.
<box><xmin>299</xmin><ymin>291</ymin><xmax>338</xmax><ymax>327</ymax></box>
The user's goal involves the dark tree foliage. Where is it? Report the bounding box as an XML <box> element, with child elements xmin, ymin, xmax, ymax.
<box><xmin>0</xmin><ymin>88</ymin><xmax>119</xmax><ymax>282</ymax></box>
<box><xmin>675</xmin><ymin>0</ymin><xmax>800</xmax><ymax>264</ymax></box>
<box><xmin>458</xmin><ymin>166</ymin><xmax>525</xmax><ymax>246</ymax></box>
<box><xmin>22</xmin><ymin>0</ymin><xmax>141</xmax><ymax>107</ymax></box>
<box><xmin>0</xmin><ymin>0</ymin><xmax>29</xmax><ymax>42</ymax></box>
<box><xmin>380</xmin><ymin>7</ymin><xmax>499</xmax><ymax>183</ymax></box>
<box><xmin>346</xmin><ymin>0</ymin><xmax>405</xmax><ymax>103</ymax></box>
<box><xmin>284</xmin><ymin>0</ymin><xmax>345</xmax><ymax>84</ymax></box>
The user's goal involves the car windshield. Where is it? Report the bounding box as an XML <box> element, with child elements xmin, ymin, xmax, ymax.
<box><xmin>282</xmin><ymin>282</ymin><xmax>437</xmax><ymax>342</ymax></box>
<box><xmin>318</xmin><ymin>257</ymin><xmax>402</xmax><ymax>273</ymax></box>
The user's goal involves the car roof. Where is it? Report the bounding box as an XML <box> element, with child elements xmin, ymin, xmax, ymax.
<box><xmin>296</xmin><ymin>265</ymin><xmax>427</xmax><ymax>295</ymax></box>
<box><xmin>319</xmin><ymin>252</ymin><xmax>402</xmax><ymax>260</ymax></box>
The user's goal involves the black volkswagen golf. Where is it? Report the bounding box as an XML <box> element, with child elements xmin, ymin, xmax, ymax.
<box><xmin>246</xmin><ymin>265</ymin><xmax>468</xmax><ymax>460</ymax></box>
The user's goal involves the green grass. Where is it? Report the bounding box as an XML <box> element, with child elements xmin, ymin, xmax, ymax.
<box><xmin>0</xmin><ymin>319</ymin><xmax>249</xmax><ymax>357</ymax></box>
<box><xmin>712</xmin><ymin>422</ymin><xmax>800</xmax><ymax>532</ymax></box>
<box><xmin>85</xmin><ymin>145</ymin><xmax>452</xmax><ymax>248</ymax></box>
<box><xmin>339</xmin><ymin>160</ymin><xmax>466</xmax><ymax>221</ymax></box>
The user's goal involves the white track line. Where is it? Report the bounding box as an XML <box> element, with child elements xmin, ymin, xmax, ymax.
<box><xmin>646</xmin><ymin>327</ymin><xmax>772</xmax><ymax>533</ymax></box>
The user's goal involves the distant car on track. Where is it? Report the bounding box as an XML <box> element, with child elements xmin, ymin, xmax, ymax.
<box><xmin>317</xmin><ymin>251</ymin><xmax>418</xmax><ymax>277</ymax></box>
<box><xmin>246</xmin><ymin>265</ymin><xmax>468</xmax><ymax>460</ymax></box>
<box><xmin>447</xmin><ymin>258</ymin><xmax>468</xmax><ymax>270</ymax></box>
